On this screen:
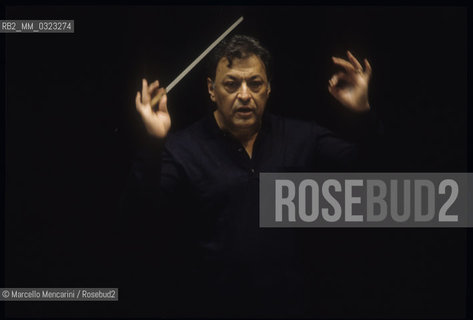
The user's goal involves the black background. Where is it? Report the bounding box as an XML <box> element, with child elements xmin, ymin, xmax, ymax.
<box><xmin>3</xmin><ymin>5</ymin><xmax>469</xmax><ymax>318</ymax></box>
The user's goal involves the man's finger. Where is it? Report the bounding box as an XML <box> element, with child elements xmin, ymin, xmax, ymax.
<box><xmin>159</xmin><ymin>93</ymin><xmax>168</xmax><ymax>114</ymax></box>
<box><xmin>329</xmin><ymin>74</ymin><xmax>340</xmax><ymax>87</ymax></box>
<box><xmin>135</xmin><ymin>91</ymin><xmax>143</xmax><ymax>112</ymax></box>
<box><xmin>142</xmin><ymin>78</ymin><xmax>150</xmax><ymax>104</ymax></box>
<box><xmin>328</xmin><ymin>74</ymin><xmax>337</xmax><ymax>87</ymax></box>
<box><xmin>364</xmin><ymin>59</ymin><xmax>372</xmax><ymax>78</ymax></box>
<box><xmin>328</xmin><ymin>83</ymin><xmax>341</xmax><ymax>97</ymax></box>
<box><xmin>328</xmin><ymin>72</ymin><xmax>349</xmax><ymax>87</ymax></box>
<box><xmin>151</xmin><ymin>87</ymin><xmax>166</xmax><ymax>108</ymax></box>
<box><xmin>347</xmin><ymin>51</ymin><xmax>363</xmax><ymax>71</ymax></box>
<box><xmin>148</xmin><ymin>80</ymin><xmax>160</xmax><ymax>95</ymax></box>
<box><xmin>332</xmin><ymin>57</ymin><xmax>356</xmax><ymax>73</ymax></box>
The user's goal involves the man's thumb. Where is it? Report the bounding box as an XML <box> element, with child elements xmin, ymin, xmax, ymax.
<box><xmin>159</xmin><ymin>94</ymin><xmax>168</xmax><ymax>113</ymax></box>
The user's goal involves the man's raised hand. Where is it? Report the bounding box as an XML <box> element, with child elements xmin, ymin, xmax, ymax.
<box><xmin>328</xmin><ymin>51</ymin><xmax>372</xmax><ymax>113</ymax></box>
<box><xmin>135</xmin><ymin>79</ymin><xmax>171</xmax><ymax>139</ymax></box>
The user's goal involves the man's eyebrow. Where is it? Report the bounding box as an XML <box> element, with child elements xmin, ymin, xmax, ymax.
<box><xmin>222</xmin><ymin>74</ymin><xmax>265</xmax><ymax>81</ymax></box>
<box><xmin>223</xmin><ymin>75</ymin><xmax>240</xmax><ymax>80</ymax></box>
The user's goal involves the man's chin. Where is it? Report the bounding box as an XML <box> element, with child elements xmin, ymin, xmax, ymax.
<box><xmin>232</xmin><ymin>117</ymin><xmax>258</xmax><ymax>129</ymax></box>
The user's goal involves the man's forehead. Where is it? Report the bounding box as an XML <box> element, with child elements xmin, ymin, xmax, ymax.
<box><xmin>216</xmin><ymin>55</ymin><xmax>267</xmax><ymax>79</ymax></box>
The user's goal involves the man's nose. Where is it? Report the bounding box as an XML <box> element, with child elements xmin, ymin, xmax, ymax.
<box><xmin>237</xmin><ymin>82</ymin><xmax>251</xmax><ymax>102</ymax></box>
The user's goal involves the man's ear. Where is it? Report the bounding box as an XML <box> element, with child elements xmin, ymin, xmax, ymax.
<box><xmin>266</xmin><ymin>82</ymin><xmax>271</xmax><ymax>97</ymax></box>
<box><xmin>207</xmin><ymin>77</ymin><xmax>216</xmax><ymax>102</ymax></box>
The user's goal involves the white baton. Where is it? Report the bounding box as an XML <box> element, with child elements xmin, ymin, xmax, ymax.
<box><xmin>151</xmin><ymin>16</ymin><xmax>244</xmax><ymax>107</ymax></box>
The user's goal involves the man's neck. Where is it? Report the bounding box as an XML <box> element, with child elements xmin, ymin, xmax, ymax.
<box><xmin>236</xmin><ymin>131</ymin><xmax>258</xmax><ymax>158</ymax></box>
<box><xmin>213</xmin><ymin>111</ymin><xmax>259</xmax><ymax>158</ymax></box>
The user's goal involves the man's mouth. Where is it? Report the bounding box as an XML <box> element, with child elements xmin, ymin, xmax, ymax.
<box><xmin>235</xmin><ymin>107</ymin><xmax>255</xmax><ymax>116</ymax></box>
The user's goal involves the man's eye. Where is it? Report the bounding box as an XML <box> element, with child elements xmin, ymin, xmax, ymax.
<box><xmin>224</xmin><ymin>81</ymin><xmax>240</xmax><ymax>91</ymax></box>
<box><xmin>248</xmin><ymin>81</ymin><xmax>263</xmax><ymax>91</ymax></box>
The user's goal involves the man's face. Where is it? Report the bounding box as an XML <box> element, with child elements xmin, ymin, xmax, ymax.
<box><xmin>208</xmin><ymin>54</ymin><xmax>271</xmax><ymax>133</ymax></box>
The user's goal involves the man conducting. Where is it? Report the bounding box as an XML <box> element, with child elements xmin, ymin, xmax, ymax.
<box><xmin>127</xmin><ymin>34</ymin><xmax>374</xmax><ymax>317</ymax></box>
